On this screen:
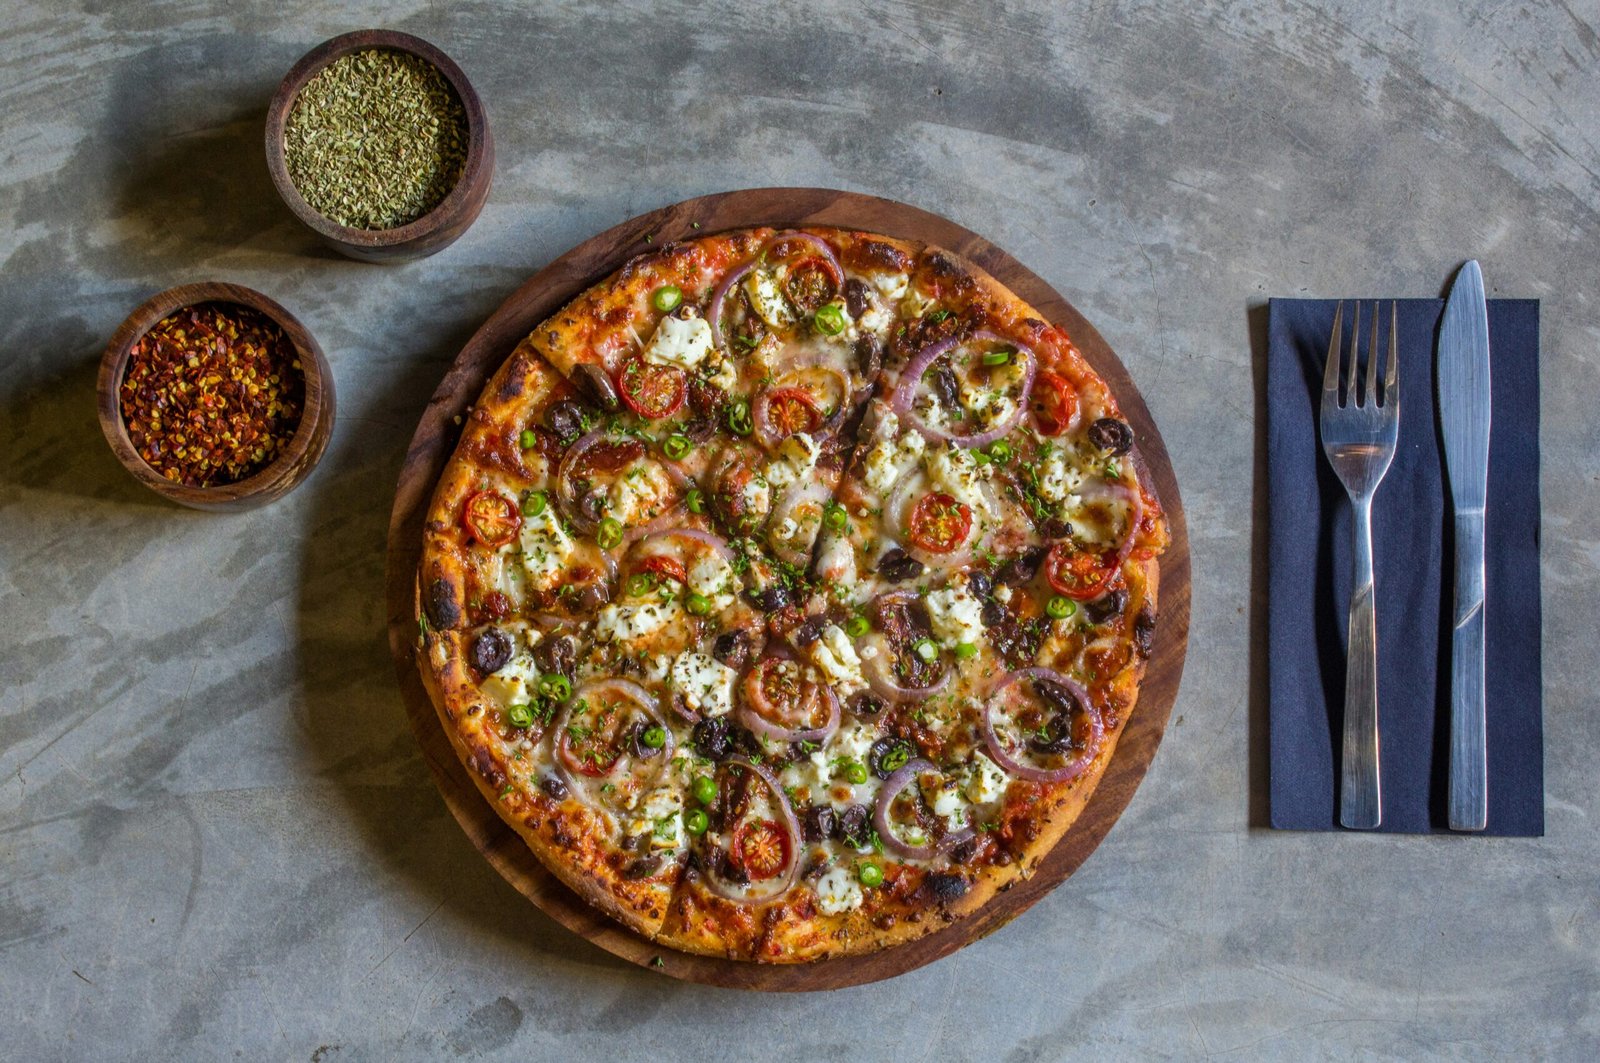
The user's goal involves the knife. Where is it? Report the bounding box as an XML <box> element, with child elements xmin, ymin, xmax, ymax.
<box><xmin>1438</xmin><ymin>261</ymin><xmax>1492</xmax><ymax>831</ymax></box>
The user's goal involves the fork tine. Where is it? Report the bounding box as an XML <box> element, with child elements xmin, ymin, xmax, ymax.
<box><xmin>1323</xmin><ymin>301</ymin><xmax>1344</xmax><ymax>399</ymax></box>
<box><xmin>1365</xmin><ymin>301</ymin><xmax>1380</xmax><ymax>405</ymax></box>
<box><xmin>1384</xmin><ymin>301</ymin><xmax>1398</xmax><ymax>404</ymax></box>
<box><xmin>1346</xmin><ymin>301</ymin><xmax>1361</xmax><ymax>404</ymax></box>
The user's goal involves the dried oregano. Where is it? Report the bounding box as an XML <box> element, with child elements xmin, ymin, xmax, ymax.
<box><xmin>283</xmin><ymin>48</ymin><xmax>468</xmax><ymax>230</ymax></box>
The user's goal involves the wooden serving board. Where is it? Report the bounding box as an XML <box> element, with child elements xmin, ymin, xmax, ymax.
<box><xmin>384</xmin><ymin>187</ymin><xmax>1191</xmax><ymax>991</ymax></box>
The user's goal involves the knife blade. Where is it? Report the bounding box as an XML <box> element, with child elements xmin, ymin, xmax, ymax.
<box><xmin>1438</xmin><ymin>260</ymin><xmax>1492</xmax><ymax>831</ymax></box>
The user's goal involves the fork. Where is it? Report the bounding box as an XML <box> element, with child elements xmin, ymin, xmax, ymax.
<box><xmin>1319</xmin><ymin>302</ymin><xmax>1400</xmax><ymax>830</ymax></box>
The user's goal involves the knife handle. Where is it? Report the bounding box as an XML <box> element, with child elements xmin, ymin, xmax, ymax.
<box><xmin>1449</xmin><ymin>510</ymin><xmax>1489</xmax><ymax>831</ymax></box>
<box><xmin>1340</xmin><ymin>496</ymin><xmax>1382</xmax><ymax>829</ymax></box>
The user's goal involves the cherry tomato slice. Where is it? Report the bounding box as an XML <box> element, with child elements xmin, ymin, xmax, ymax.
<box><xmin>617</xmin><ymin>356</ymin><xmax>687</xmax><ymax>420</ymax></box>
<box><xmin>906</xmin><ymin>491</ymin><xmax>973</xmax><ymax>554</ymax></box>
<box><xmin>782</xmin><ymin>255</ymin><xmax>842</xmax><ymax>313</ymax></box>
<box><xmin>730</xmin><ymin>818</ymin><xmax>792</xmax><ymax>881</ymax></box>
<box><xmin>462</xmin><ymin>490</ymin><xmax>521</xmax><ymax>547</ymax></box>
<box><xmin>761</xmin><ymin>387</ymin><xmax>823</xmax><ymax>436</ymax></box>
<box><xmin>558</xmin><ymin>710</ymin><xmax>625</xmax><ymax>778</ymax></box>
<box><xmin>743</xmin><ymin>657</ymin><xmax>825</xmax><ymax>729</ymax></box>
<box><xmin>1031</xmin><ymin>370</ymin><xmax>1080</xmax><ymax>436</ymax></box>
<box><xmin>1045</xmin><ymin>541</ymin><xmax>1119</xmax><ymax>601</ymax></box>
<box><xmin>637</xmin><ymin>556</ymin><xmax>687</xmax><ymax>585</ymax></box>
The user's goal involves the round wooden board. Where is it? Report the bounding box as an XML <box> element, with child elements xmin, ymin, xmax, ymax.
<box><xmin>384</xmin><ymin>187</ymin><xmax>1191</xmax><ymax>991</ymax></box>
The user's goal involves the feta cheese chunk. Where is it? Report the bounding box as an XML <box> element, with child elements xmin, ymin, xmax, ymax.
<box><xmin>744</xmin><ymin>269</ymin><xmax>794</xmax><ymax>329</ymax></box>
<box><xmin>860</xmin><ymin>415</ymin><xmax>927</xmax><ymax>496</ymax></box>
<box><xmin>926</xmin><ymin>583</ymin><xmax>985</xmax><ymax>649</ymax></box>
<box><xmin>806</xmin><ymin>624</ymin><xmax>866</xmax><ymax>696</ymax></box>
<box><xmin>642</xmin><ymin>309</ymin><xmax>714</xmax><ymax>371</ymax></box>
<box><xmin>919</xmin><ymin>770</ymin><xmax>969</xmax><ymax>829</ymax></box>
<box><xmin>1035</xmin><ymin>445</ymin><xmax>1084</xmax><ymax>504</ymax></box>
<box><xmin>519</xmin><ymin>504</ymin><xmax>576</xmax><ymax>589</ymax></box>
<box><xmin>872</xmin><ymin>272</ymin><xmax>910</xmax><ymax>301</ymax></box>
<box><xmin>595</xmin><ymin>597</ymin><xmax>683</xmax><ymax>644</ymax></box>
<box><xmin>925</xmin><ymin>444</ymin><xmax>995</xmax><ymax>521</ymax></box>
<box><xmin>965</xmin><ymin>752</ymin><xmax>1009</xmax><ymax>805</ymax></box>
<box><xmin>763</xmin><ymin>432</ymin><xmax>821</xmax><ymax>491</ymax></box>
<box><xmin>814</xmin><ymin>865</ymin><xmax>865</xmax><ymax>915</ymax></box>
<box><xmin>704</xmin><ymin>353</ymin><xmax>739</xmax><ymax>391</ymax></box>
<box><xmin>669</xmin><ymin>651</ymin><xmax>737</xmax><ymax>717</ymax></box>
<box><xmin>630</xmin><ymin>787</ymin><xmax>685</xmax><ymax>851</ymax></box>
<box><xmin>959</xmin><ymin>359</ymin><xmax>1024</xmax><ymax>430</ymax></box>
<box><xmin>834</xmin><ymin>721</ymin><xmax>879</xmax><ymax>764</ymax></box>
<box><xmin>479</xmin><ymin>655</ymin><xmax>539</xmax><ymax>708</ymax></box>
<box><xmin>608</xmin><ymin>465</ymin><xmax>672</xmax><ymax>525</ymax></box>
<box><xmin>687</xmin><ymin>551</ymin><xmax>739</xmax><ymax>611</ymax></box>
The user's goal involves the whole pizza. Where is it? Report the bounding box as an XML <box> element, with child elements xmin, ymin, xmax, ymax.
<box><xmin>414</xmin><ymin>226</ymin><xmax>1169</xmax><ymax>962</ymax></box>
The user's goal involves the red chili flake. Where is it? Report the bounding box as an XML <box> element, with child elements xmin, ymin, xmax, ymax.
<box><xmin>118</xmin><ymin>303</ymin><xmax>306</xmax><ymax>488</ymax></box>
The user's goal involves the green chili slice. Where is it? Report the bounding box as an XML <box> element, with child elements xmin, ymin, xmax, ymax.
<box><xmin>814</xmin><ymin>303</ymin><xmax>846</xmax><ymax>336</ymax></box>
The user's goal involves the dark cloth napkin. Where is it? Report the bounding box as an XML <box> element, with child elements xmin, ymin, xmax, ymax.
<box><xmin>1266</xmin><ymin>298</ymin><xmax>1543</xmax><ymax>835</ymax></box>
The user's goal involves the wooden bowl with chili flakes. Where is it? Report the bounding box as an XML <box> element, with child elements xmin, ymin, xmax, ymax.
<box><xmin>96</xmin><ymin>282</ymin><xmax>336</xmax><ymax>511</ymax></box>
<box><xmin>264</xmin><ymin>29</ymin><xmax>493</xmax><ymax>263</ymax></box>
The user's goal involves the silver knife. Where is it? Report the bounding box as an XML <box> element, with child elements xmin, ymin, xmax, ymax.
<box><xmin>1438</xmin><ymin>261</ymin><xmax>1492</xmax><ymax>831</ymax></box>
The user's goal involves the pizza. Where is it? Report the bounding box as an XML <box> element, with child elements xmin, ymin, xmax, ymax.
<box><xmin>413</xmin><ymin>225</ymin><xmax>1169</xmax><ymax>962</ymax></box>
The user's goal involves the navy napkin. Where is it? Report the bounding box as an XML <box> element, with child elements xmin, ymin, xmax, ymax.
<box><xmin>1266</xmin><ymin>298</ymin><xmax>1543</xmax><ymax>835</ymax></box>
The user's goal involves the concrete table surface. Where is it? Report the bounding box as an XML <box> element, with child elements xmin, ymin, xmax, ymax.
<box><xmin>2</xmin><ymin>1</ymin><xmax>1596</xmax><ymax>1059</ymax></box>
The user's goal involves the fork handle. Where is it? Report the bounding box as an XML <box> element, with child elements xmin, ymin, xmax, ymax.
<box><xmin>1340</xmin><ymin>496</ymin><xmax>1382</xmax><ymax>829</ymax></box>
<box><xmin>1448</xmin><ymin>510</ymin><xmax>1488</xmax><ymax>831</ymax></box>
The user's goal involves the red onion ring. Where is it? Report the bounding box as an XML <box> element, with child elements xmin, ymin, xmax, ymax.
<box><xmin>890</xmin><ymin>332</ymin><xmax>1038</xmax><ymax>448</ymax></box>
<box><xmin>555</xmin><ymin>429</ymin><xmax>610</xmax><ymax>533</ymax></box>
<box><xmin>635</xmin><ymin>526</ymin><xmax>737</xmax><ymax>561</ymax></box>
<box><xmin>872</xmin><ymin>758</ymin><xmax>975</xmax><ymax>861</ymax></box>
<box><xmin>736</xmin><ymin>661</ymin><xmax>841</xmax><ymax>744</ymax></box>
<box><xmin>750</xmin><ymin>365</ymin><xmax>852</xmax><ymax>448</ymax></box>
<box><xmin>980</xmin><ymin>668</ymin><xmax>1104</xmax><ymax>784</ymax></box>
<box><xmin>860</xmin><ymin>632</ymin><xmax>951</xmax><ymax>703</ymax></box>
<box><xmin>708</xmin><ymin>261</ymin><xmax>758</xmax><ymax>350</ymax></box>
<box><xmin>768</xmin><ymin>479</ymin><xmax>831</xmax><ymax>568</ymax></box>
<box><xmin>702</xmin><ymin>757</ymin><xmax>803</xmax><ymax>904</ymax></box>
<box><xmin>551</xmin><ymin>679</ymin><xmax>673</xmax><ymax>797</ymax></box>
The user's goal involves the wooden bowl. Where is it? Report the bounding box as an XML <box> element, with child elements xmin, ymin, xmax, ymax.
<box><xmin>97</xmin><ymin>282</ymin><xmax>336</xmax><ymax>511</ymax></box>
<box><xmin>264</xmin><ymin>29</ymin><xmax>494</xmax><ymax>263</ymax></box>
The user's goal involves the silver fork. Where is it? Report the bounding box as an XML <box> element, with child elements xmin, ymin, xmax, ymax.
<box><xmin>1319</xmin><ymin>302</ymin><xmax>1400</xmax><ymax>830</ymax></box>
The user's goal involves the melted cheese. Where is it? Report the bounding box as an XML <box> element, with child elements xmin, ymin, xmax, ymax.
<box><xmin>814</xmin><ymin>865</ymin><xmax>865</xmax><ymax>915</ymax></box>
<box><xmin>687</xmin><ymin>552</ymin><xmax>739</xmax><ymax>611</ymax></box>
<box><xmin>965</xmin><ymin>752</ymin><xmax>1008</xmax><ymax>805</ymax></box>
<box><xmin>595</xmin><ymin>597</ymin><xmax>683</xmax><ymax>644</ymax></box>
<box><xmin>518</xmin><ymin>505</ymin><xmax>575</xmax><ymax>589</ymax></box>
<box><xmin>670</xmin><ymin>651</ymin><xmax>737</xmax><ymax>717</ymax></box>
<box><xmin>763</xmin><ymin>433</ymin><xmax>821</xmax><ymax>491</ymax></box>
<box><xmin>925</xmin><ymin>444</ymin><xmax>996</xmax><ymax>521</ymax></box>
<box><xmin>479</xmin><ymin>655</ymin><xmax>539</xmax><ymax>708</ymax></box>
<box><xmin>926</xmin><ymin>583</ymin><xmax>985</xmax><ymax>648</ymax></box>
<box><xmin>861</xmin><ymin>415</ymin><xmax>926</xmax><ymax>496</ymax></box>
<box><xmin>642</xmin><ymin>310</ymin><xmax>714</xmax><ymax>371</ymax></box>
<box><xmin>744</xmin><ymin>270</ymin><xmax>794</xmax><ymax>328</ymax></box>
<box><xmin>806</xmin><ymin>624</ymin><xmax>866</xmax><ymax>696</ymax></box>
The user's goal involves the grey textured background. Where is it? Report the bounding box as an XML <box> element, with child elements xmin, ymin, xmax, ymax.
<box><xmin>2</xmin><ymin>1</ymin><xmax>1597</xmax><ymax>1059</ymax></box>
